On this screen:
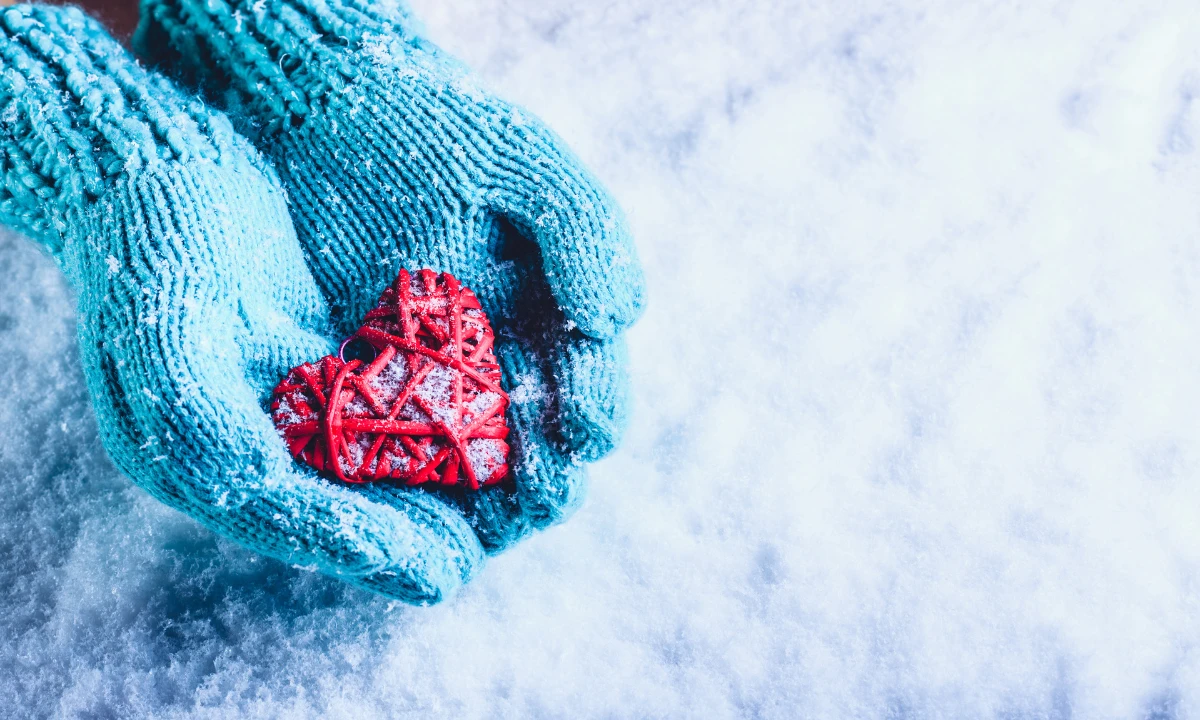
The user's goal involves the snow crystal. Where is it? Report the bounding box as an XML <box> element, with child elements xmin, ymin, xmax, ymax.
<box><xmin>465</xmin><ymin>390</ymin><xmax>500</xmax><ymax>421</ymax></box>
<box><xmin>272</xmin><ymin>395</ymin><xmax>309</xmax><ymax>425</ymax></box>
<box><xmin>506</xmin><ymin>371</ymin><xmax>547</xmax><ymax>407</ymax></box>
<box><xmin>415</xmin><ymin>363</ymin><xmax>456</xmax><ymax>425</ymax></box>
<box><xmin>342</xmin><ymin>395</ymin><xmax>371</xmax><ymax>417</ymax></box>
<box><xmin>465</xmin><ymin>438</ymin><xmax>505</xmax><ymax>475</ymax></box>
<box><xmin>2</xmin><ymin>0</ymin><xmax>1199</xmax><ymax>718</ymax></box>
<box><xmin>368</xmin><ymin>353</ymin><xmax>410</xmax><ymax>402</ymax></box>
<box><xmin>343</xmin><ymin>433</ymin><xmax>371</xmax><ymax>468</ymax></box>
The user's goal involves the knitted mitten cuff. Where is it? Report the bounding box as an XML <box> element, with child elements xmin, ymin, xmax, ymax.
<box><xmin>0</xmin><ymin>5</ymin><xmax>254</xmax><ymax>255</ymax></box>
<box><xmin>137</xmin><ymin>0</ymin><xmax>432</xmax><ymax>133</ymax></box>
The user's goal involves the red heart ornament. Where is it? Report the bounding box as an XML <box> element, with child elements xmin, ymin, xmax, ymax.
<box><xmin>271</xmin><ymin>269</ymin><xmax>510</xmax><ymax>489</ymax></box>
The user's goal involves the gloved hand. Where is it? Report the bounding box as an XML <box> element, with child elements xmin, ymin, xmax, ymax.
<box><xmin>135</xmin><ymin>0</ymin><xmax>647</xmax><ymax>549</ymax></box>
<box><xmin>0</xmin><ymin>5</ymin><xmax>486</xmax><ymax>602</ymax></box>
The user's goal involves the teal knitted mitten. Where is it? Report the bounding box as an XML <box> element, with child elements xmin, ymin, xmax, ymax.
<box><xmin>136</xmin><ymin>0</ymin><xmax>647</xmax><ymax>549</ymax></box>
<box><xmin>0</xmin><ymin>5</ymin><xmax>484</xmax><ymax>602</ymax></box>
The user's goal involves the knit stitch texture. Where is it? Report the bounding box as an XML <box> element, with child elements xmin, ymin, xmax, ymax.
<box><xmin>136</xmin><ymin>0</ymin><xmax>647</xmax><ymax>550</ymax></box>
<box><xmin>0</xmin><ymin>4</ymin><xmax>486</xmax><ymax>602</ymax></box>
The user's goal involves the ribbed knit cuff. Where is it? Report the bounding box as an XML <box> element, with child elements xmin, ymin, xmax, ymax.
<box><xmin>0</xmin><ymin>4</ymin><xmax>242</xmax><ymax>255</ymax></box>
<box><xmin>136</xmin><ymin>0</ymin><xmax>428</xmax><ymax>132</ymax></box>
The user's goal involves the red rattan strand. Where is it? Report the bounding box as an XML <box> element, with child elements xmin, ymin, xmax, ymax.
<box><xmin>271</xmin><ymin>269</ymin><xmax>510</xmax><ymax>488</ymax></box>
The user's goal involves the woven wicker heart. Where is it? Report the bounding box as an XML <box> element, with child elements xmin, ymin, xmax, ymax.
<box><xmin>271</xmin><ymin>269</ymin><xmax>510</xmax><ymax>488</ymax></box>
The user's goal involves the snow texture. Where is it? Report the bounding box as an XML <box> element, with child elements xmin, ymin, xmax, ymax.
<box><xmin>3</xmin><ymin>0</ymin><xmax>1200</xmax><ymax>717</ymax></box>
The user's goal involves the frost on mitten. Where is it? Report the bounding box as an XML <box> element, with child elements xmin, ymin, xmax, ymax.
<box><xmin>272</xmin><ymin>270</ymin><xmax>510</xmax><ymax>488</ymax></box>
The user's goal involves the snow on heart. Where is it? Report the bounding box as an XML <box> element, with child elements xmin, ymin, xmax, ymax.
<box><xmin>271</xmin><ymin>269</ymin><xmax>510</xmax><ymax>488</ymax></box>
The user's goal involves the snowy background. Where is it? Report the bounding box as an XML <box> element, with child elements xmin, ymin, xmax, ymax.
<box><xmin>4</xmin><ymin>0</ymin><xmax>1200</xmax><ymax>717</ymax></box>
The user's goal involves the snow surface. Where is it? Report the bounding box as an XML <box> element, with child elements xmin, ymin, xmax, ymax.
<box><xmin>4</xmin><ymin>0</ymin><xmax>1200</xmax><ymax>717</ymax></box>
